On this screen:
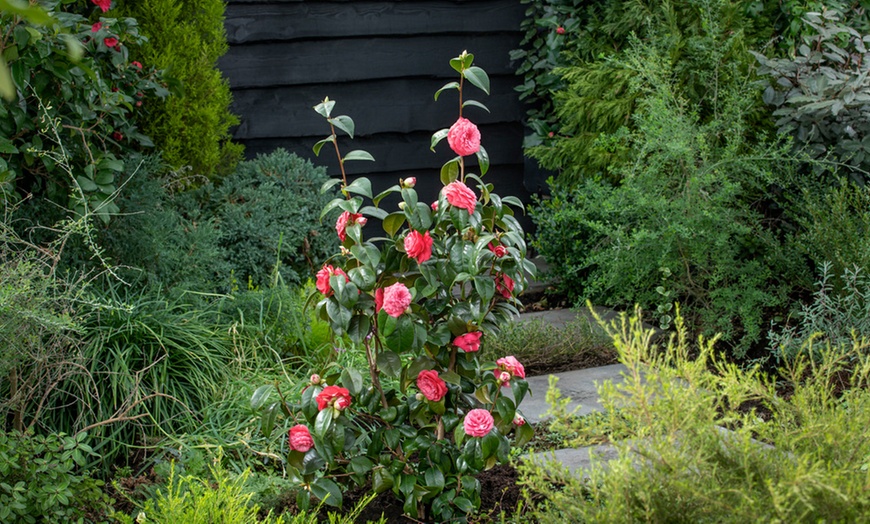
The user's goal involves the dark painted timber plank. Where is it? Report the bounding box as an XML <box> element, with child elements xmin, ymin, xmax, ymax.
<box><xmin>225</xmin><ymin>0</ymin><xmax>523</xmax><ymax>44</ymax></box>
<box><xmin>238</xmin><ymin>123</ymin><xmax>523</xmax><ymax>174</ymax></box>
<box><xmin>219</xmin><ymin>34</ymin><xmax>519</xmax><ymax>88</ymax></box>
<box><xmin>230</xmin><ymin>75</ymin><xmax>522</xmax><ymax>139</ymax></box>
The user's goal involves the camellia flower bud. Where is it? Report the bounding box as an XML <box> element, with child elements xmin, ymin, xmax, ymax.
<box><xmin>401</xmin><ymin>177</ymin><xmax>417</xmax><ymax>188</ymax></box>
<box><xmin>556</xmin><ymin>26</ymin><xmax>566</xmax><ymax>35</ymax></box>
<box><xmin>415</xmin><ymin>392</ymin><xmax>425</xmax><ymax>401</ymax></box>
<box><xmin>513</xmin><ymin>414</ymin><xmax>526</xmax><ymax>426</ymax></box>
<box><xmin>310</xmin><ymin>374</ymin><xmax>321</xmax><ymax>385</ymax></box>
<box><xmin>398</xmin><ymin>202</ymin><xmax>406</xmax><ymax>210</ymax></box>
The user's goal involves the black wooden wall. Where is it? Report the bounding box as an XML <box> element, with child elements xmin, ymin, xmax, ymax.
<box><xmin>219</xmin><ymin>0</ymin><xmax>537</xmax><ymax>224</ymax></box>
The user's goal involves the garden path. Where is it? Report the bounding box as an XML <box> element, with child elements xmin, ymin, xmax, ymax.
<box><xmin>514</xmin><ymin>304</ymin><xmax>632</xmax><ymax>477</ymax></box>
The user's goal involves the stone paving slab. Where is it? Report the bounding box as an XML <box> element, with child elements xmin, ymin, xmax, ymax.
<box><xmin>520</xmin><ymin>364</ymin><xmax>628</xmax><ymax>424</ymax></box>
<box><xmin>525</xmin><ymin>443</ymin><xmax>626</xmax><ymax>478</ymax></box>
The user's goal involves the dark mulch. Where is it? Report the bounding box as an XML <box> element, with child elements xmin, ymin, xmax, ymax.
<box><xmin>325</xmin><ymin>464</ymin><xmax>525</xmax><ymax>523</ymax></box>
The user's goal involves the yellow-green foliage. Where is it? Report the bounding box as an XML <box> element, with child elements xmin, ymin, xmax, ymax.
<box><xmin>521</xmin><ymin>306</ymin><xmax>870</xmax><ymax>522</ymax></box>
<box><xmin>118</xmin><ymin>0</ymin><xmax>243</xmax><ymax>178</ymax></box>
<box><xmin>126</xmin><ymin>460</ymin><xmax>384</xmax><ymax>524</ymax></box>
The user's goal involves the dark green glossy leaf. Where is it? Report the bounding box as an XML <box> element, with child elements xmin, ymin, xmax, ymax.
<box><xmin>376</xmin><ymin>350</ymin><xmax>402</xmax><ymax>378</ymax></box>
<box><xmin>463</xmin><ymin>66</ymin><xmax>490</xmax><ymax>94</ymax></box>
<box><xmin>311</xmin><ymin>477</ymin><xmax>343</xmax><ymax>507</ymax></box>
<box><xmin>329</xmin><ymin>114</ymin><xmax>355</xmax><ymax>137</ymax></box>
<box><xmin>343</xmin><ymin>149</ymin><xmax>375</xmax><ymax>162</ymax></box>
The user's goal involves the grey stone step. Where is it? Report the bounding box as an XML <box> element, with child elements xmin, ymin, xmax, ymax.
<box><xmin>520</xmin><ymin>364</ymin><xmax>628</xmax><ymax>424</ymax></box>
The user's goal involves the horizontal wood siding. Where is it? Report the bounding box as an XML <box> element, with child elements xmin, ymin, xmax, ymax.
<box><xmin>220</xmin><ymin>0</ymin><xmax>533</xmax><ymax>225</ymax></box>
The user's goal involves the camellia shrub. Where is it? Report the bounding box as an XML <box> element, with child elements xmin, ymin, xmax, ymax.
<box><xmin>251</xmin><ymin>52</ymin><xmax>536</xmax><ymax>521</ymax></box>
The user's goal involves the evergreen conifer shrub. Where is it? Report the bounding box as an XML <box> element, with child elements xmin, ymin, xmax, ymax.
<box><xmin>117</xmin><ymin>0</ymin><xmax>243</xmax><ymax>179</ymax></box>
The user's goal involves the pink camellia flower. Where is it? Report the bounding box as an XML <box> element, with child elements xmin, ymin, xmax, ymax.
<box><xmin>91</xmin><ymin>22</ymin><xmax>102</xmax><ymax>33</ymax></box>
<box><xmin>404</xmin><ymin>230</ymin><xmax>433</xmax><ymax>263</ymax></box>
<box><xmin>513</xmin><ymin>414</ymin><xmax>526</xmax><ymax>426</ymax></box>
<box><xmin>454</xmin><ymin>331</ymin><xmax>482</xmax><ymax>352</ymax></box>
<box><xmin>92</xmin><ymin>0</ymin><xmax>111</xmax><ymax>12</ymax></box>
<box><xmin>336</xmin><ymin>211</ymin><xmax>365</xmax><ymax>242</ymax></box>
<box><xmin>447</xmin><ymin>117</ymin><xmax>481</xmax><ymax>157</ymax></box>
<box><xmin>103</xmin><ymin>36</ymin><xmax>119</xmax><ymax>48</ymax></box>
<box><xmin>310</xmin><ymin>374</ymin><xmax>321</xmax><ymax>385</ymax></box>
<box><xmin>315</xmin><ymin>265</ymin><xmax>349</xmax><ymax>296</ymax></box>
<box><xmin>442</xmin><ymin>181</ymin><xmax>477</xmax><ymax>215</ymax></box>
<box><xmin>288</xmin><ymin>425</ymin><xmax>314</xmax><ymax>452</ymax></box>
<box><xmin>495</xmin><ymin>355</ymin><xmax>526</xmax><ymax>386</ymax></box>
<box><xmin>316</xmin><ymin>385</ymin><xmax>352</xmax><ymax>411</ymax></box>
<box><xmin>416</xmin><ymin>370</ymin><xmax>448</xmax><ymax>402</ymax></box>
<box><xmin>463</xmin><ymin>409</ymin><xmax>494</xmax><ymax>437</ymax></box>
<box><xmin>556</xmin><ymin>26</ymin><xmax>566</xmax><ymax>35</ymax></box>
<box><xmin>382</xmin><ymin>282</ymin><xmax>412</xmax><ymax>317</ymax></box>
<box><xmin>488</xmin><ymin>242</ymin><xmax>507</xmax><ymax>258</ymax></box>
<box><xmin>374</xmin><ymin>287</ymin><xmax>384</xmax><ymax>313</ymax></box>
<box><xmin>495</xmin><ymin>273</ymin><xmax>515</xmax><ymax>299</ymax></box>
<box><xmin>131</xmin><ymin>61</ymin><xmax>143</xmax><ymax>70</ymax></box>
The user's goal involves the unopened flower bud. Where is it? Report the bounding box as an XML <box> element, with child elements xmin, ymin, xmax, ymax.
<box><xmin>415</xmin><ymin>392</ymin><xmax>425</xmax><ymax>401</ymax></box>
<box><xmin>356</xmin><ymin>216</ymin><xmax>367</xmax><ymax>226</ymax></box>
<box><xmin>310</xmin><ymin>374</ymin><xmax>321</xmax><ymax>385</ymax></box>
<box><xmin>340</xmin><ymin>246</ymin><xmax>351</xmax><ymax>256</ymax></box>
<box><xmin>401</xmin><ymin>177</ymin><xmax>417</xmax><ymax>188</ymax></box>
<box><xmin>513</xmin><ymin>414</ymin><xmax>526</xmax><ymax>426</ymax></box>
<box><xmin>398</xmin><ymin>202</ymin><xmax>406</xmax><ymax>210</ymax></box>
<box><xmin>431</xmin><ymin>201</ymin><xmax>439</xmax><ymax>211</ymax></box>
<box><xmin>499</xmin><ymin>371</ymin><xmax>512</xmax><ymax>384</ymax></box>
<box><xmin>556</xmin><ymin>26</ymin><xmax>565</xmax><ymax>35</ymax></box>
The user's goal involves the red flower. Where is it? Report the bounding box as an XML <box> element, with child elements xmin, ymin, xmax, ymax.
<box><xmin>495</xmin><ymin>273</ymin><xmax>515</xmax><ymax>299</ymax></box>
<box><xmin>447</xmin><ymin>117</ymin><xmax>481</xmax><ymax>157</ymax></box>
<box><xmin>463</xmin><ymin>409</ymin><xmax>494</xmax><ymax>437</ymax></box>
<box><xmin>103</xmin><ymin>37</ymin><xmax>118</xmax><ymax>48</ymax></box>
<box><xmin>91</xmin><ymin>22</ymin><xmax>102</xmax><ymax>33</ymax></box>
<box><xmin>382</xmin><ymin>282</ymin><xmax>412</xmax><ymax>317</ymax></box>
<box><xmin>288</xmin><ymin>425</ymin><xmax>314</xmax><ymax>452</ymax></box>
<box><xmin>111</xmin><ymin>131</ymin><xmax>123</xmax><ymax>141</ymax></box>
<box><xmin>404</xmin><ymin>230</ymin><xmax>433</xmax><ymax>263</ymax></box>
<box><xmin>131</xmin><ymin>61</ymin><xmax>143</xmax><ymax>70</ymax></box>
<box><xmin>91</xmin><ymin>0</ymin><xmax>111</xmax><ymax>13</ymax></box>
<box><xmin>454</xmin><ymin>331</ymin><xmax>482</xmax><ymax>353</ymax></box>
<box><xmin>488</xmin><ymin>242</ymin><xmax>507</xmax><ymax>258</ymax></box>
<box><xmin>374</xmin><ymin>287</ymin><xmax>384</xmax><ymax>313</ymax></box>
<box><xmin>335</xmin><ymin>211</ymin><xmax>365</xmax><ymax>242</ymax></box>
<box><xmin>316</xmin><ymin>385</ymin><xmax>352</xmax><ymax>411</ymax></box>
<box><xmin>315</xmin><ymin>265</ymin><xmax>348</xmax><ymax>296</ymax></box>
<box><xmin>556</xmin><ymin>26</ymin><xmax>566</xmax><ymax>35</ymax></box>
<box><xmin>442</xmin><ymin>181</ymin><xmax>477</xmax><ymax>215</ymax></box>
<box><xmin>416</xmin><ymin>370</ymin><xmax>448</xmax><ymax>402</ymax></box>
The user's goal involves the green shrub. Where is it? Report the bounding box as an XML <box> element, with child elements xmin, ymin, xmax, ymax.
<box><xmin>793</xmin><ymin>180</ymin><xmax>870</xmax><ymax>284</ymax></box>
<box><xmin>0</xmin><ymin>1</ymin><xmax>168</xmax><ymax>221</ymax></box>
<box><xmin>532</xmin><ymin>23</ymin><xmax>809</xmax><ymax>356</ymax></box>
<box><xmin>180</xmin><ymin>149</ymin><xmax>340</xmax><ymax>289</ymax></box>
<box><xmin>0</xmin><ymin>431</ymin><xmax>115</xmax><ymax>523</ymax></box>
<box><xmin>117</xmin><ymin>0</ymin><xmax>243</xmax><ymax>179</ymax></box>
<box><xmin>92</xmin><ymin>154</ymin><xmax>229</xmax><ymax>292</ymax></box>
<box><xmin>520</xmin><ymin>308</ymin><xmax>870</xmax><ymax>522</ymax></box>
<box><xmin>769</xmin><ymin>262</ymin><xmax>870</xmax><ymax>363</ymax></box>
<box><xmin>754</xmin><ymin>9</ymin><xmax>870</xmax><ymax>183</ymax></box>
<box><xmin>517</xmin><ymin>0</ymin><xmax>773</xmax><ymax>183</ymax></box>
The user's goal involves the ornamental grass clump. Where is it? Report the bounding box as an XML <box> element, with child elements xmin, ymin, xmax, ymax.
<box><xmin>251</xmin><ymin>52</ymin><xmax>536</xmax><ymax>521</ymax></box>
